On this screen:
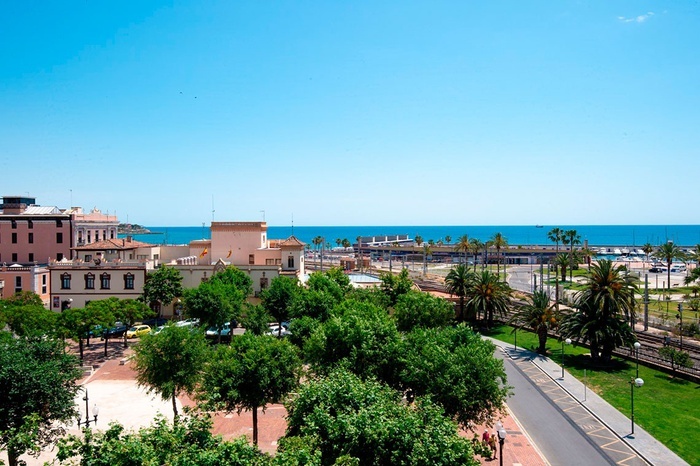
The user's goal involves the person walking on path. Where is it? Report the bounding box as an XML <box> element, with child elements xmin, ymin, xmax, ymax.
<box><xmin>488</xmin><ymin>433</ymin><xmax>498</xmax><ymax>459</ymax></box>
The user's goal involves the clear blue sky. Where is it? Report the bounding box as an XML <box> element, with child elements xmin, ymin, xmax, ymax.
<box><xmin>2</xmin><ymin>1</ymin><xmax>698</xmax><ymax>226</ymax></box>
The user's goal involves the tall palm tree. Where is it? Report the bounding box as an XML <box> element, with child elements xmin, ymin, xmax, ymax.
<box><xmin>653</xmin><ymin>242</ymin><xmax>685</xmax><ymax>296</ymax></box>
<box><xmin>465</xmin><ymin>270</ymin><xmax>512</xmax><ymax>328</ymax></box>
<box><xmin>559</xmin><ymin>260</ymin><xmax>637</xmax><ymax>364</ymax></box>
<box><xmin>641</xmin><ymin>243</ymin><xmax>653</xmax><ymax>270</ymax></box>
<box><xmin>422</xmin><ymin>243</ymin><xmax>431</xmax><ymax>275</ymax></box>
<box><xmin>554</xmin><ymin>254</ymin><xmax>569</xmax><ymax>283</ymax></box>
<box><xmin>564</xmin><ymin>229</ymin><xmax>580</xmax><ymax>283</ymax></box>
<box><xmin>509</xmin><ymin>290</ymin><xmax>557</xmax><ymax>354</ymax></box>
<box><xmin>548</xmin><ymin>228</ymin><xmax>564</xmax><ymax>309</ymax></box>
<box><xmin>445</xmin><ymin>235</ymin><xmax>452</xmax><ymax>245</ymax></box>
<box><xmin>469</xmin><ymin>238</ymin><xmax>483</xmax><ymax>269</ymax></box>
<box><xmin>445</xmin><ymin>264</ymin><xmax>472</xmax><ymax>322</ymax></box>
<box><xmin>579</xmin><ymin>247</ymin><xmax>597</xmax><ymax>271</ymax></box>
<box><xmin>455</xmin><ymin>234</ymin><xmax>470</xmax><ymax>263</ymax></box>
<box><xmin>491</xmin><ymin>232</ymin><xmax>508</xmax><ymax>280</ymax></box>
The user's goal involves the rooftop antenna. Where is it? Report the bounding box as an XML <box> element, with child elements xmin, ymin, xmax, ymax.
<box><xmin>69</xmin><ymin>189</ymin><xmax>72</xmax><ymax>207</ymax></box>
<box><xmin>260</xmin><ymin>210</ymin><xmax>265</xmax><ymax>222</ymax></box>
<box><xmin>291</xmin><ymin>213</ymin><xmax>294</xmax><ymax>236</ymax></box>
<box><xmin>212</xmin><ymin>195</ymin><xmax>215</xmax><ymax>222</ymax></box>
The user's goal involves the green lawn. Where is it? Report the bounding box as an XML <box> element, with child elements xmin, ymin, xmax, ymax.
<box><xmin>484</xmin><ymin>324</ymin><xmax>700</xmax><ymax>465</ymax></box>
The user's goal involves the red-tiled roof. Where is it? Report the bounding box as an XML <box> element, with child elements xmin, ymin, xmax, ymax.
<box><xmin>72</xmin><ymin>238</ymin><xmax>155</xmax><ymax>251</ymax></box>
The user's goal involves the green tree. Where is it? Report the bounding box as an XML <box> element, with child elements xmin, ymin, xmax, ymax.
<box><xmin>261</xmin><ymin>276</ymin><xmax>300</xmax><ymax>337</ymax></box>
<box><xmin>563</xmin><ymin>229</ymin><xmax>581</xmax><ymax>282</ymax></box>
<box><xmin>57</xmin><ymin>305</ymin><xmax>113</xmax><ymax>363</ymax></box>
<box><xmin>454</xmin><ymin>234</ymin><xmax>470</xmax><ymax>263</ymax></box>
<box><xmin>379</xmin><ymin>268</ymin><xmax>413</xmax><ymax>306</ymax></box>
<box><xmin>132</xmin><ymin>325</ymin><xmax>210</xmax><ymax>421</ymax></box>
<box><xmin>393</xmin><ymin>290</ymin><xmax>454</xmax><ymax>331</ymax></box>
<box><xmin>465</xmin><ymin>270</ymin><xmax>512</xmax><ymax>328</ymax></box>
<box><xmin>490</xmin><ymin>232</ymin><xmax>508</xmax><ymax>279</ymax></box>
<box><xmin>445</xmin><ymin>235</ymin><xmax>452</xmax><ymax>245</ymax></box>
<box><xmin>469</xmin><ymin>238</ymin><xmax>483</xmax><ymax>270</ymax></box>
<box><xmin>653</xmin><ymin>242</ymin><xmax>686</xmax><ymax>296</ymax></box>
<box><xmin>0</xmin><ymin>335</ymin><xmax>82</xmax><ymax>466</ymax></box>
<box><xmin>304</xmin><ymin>301</ymin><xmax>401</xmax><ymax>386</ymax></box>
<box><xmin>509</xmin><ymin>290</ymin><xmax>557</xmax><ymax>353</ymax></box>
<box><xmin>444</xmin><ymin>264</ymin><xmax>472</xmax><ymax>322</ymax></box>
<box><xmin>554</xmin><ymin>253</ymin><xmax>569</xmax><ymax>282</ymax></box>
<box><xmin>0</xmin><ymin>294</ymin><xmax>57</xmax><ymax>338</ymax></box>
<box><xmin>209</xmin><ymin>265</ymin><xmax>254</xmax><ymax>297</ymax></box>
<box><xmin>548</xmin><ymin>227</ymin><xmax>564</xmax><ymax>309</ymax></box>
<box><xmin>399</xmin><ymin>325</ymin><xmax>510</xmax><ymax>427</ymax></box>
<box><xmin>642</xmin><ymin>242</ymin><xmax>654</xmax><ymax>269</ymax></box>
<box><xmin>341</xmin><ymin>238</ymin><xmax>351</xmax><ymax>249</ymax></box>
<box><xmin>284</xmin><ymin>369</ymin><xmax>479</xmax><ymax>466</ymax></box>
<box><xmin>56</xmin><ymin>414</ymin><xmax>271</xmax><ymax>466</ymax></box>
<box><xmin>142</xmin><ymin>265</ymin><xmax>183</xmax><ymax>316</ymax></box>
<box><xmin>241</xmin><ymin>304</ymin><xmax>273</xmax><ymax>336</ymax></box>
<box><xmin>414</xmin><ymin>235</ymin><xmax>423</xmax><ymax>247</ymax></box>
<box><xmin>201</xmin><ymin>333</ymin><xmax>302</xmax><ymax>445</ymax></box>
<box><xmin>111</xmin><ymin>298</ymin><xmax>153</xmax><ymax>348</ymax></box>
<box><xmin>658</xmin><ymin>346</ymin><xmax>693</xmax><ymax>377</ymax></box>
<box><xmin>185</xmin><ymin>280</ymin><xmax>241</xmax><ymax>343</ymax></box>
<box><xmin>559</xmin><ymin>260</ymin><xmax>637</xmax><ymax>364</ymax></box>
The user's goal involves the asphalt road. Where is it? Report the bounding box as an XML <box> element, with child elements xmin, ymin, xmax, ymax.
<box><xmin>496</xmin><ymin>351</ymin><xmax>616</xmax><ymax>466</ymax></box>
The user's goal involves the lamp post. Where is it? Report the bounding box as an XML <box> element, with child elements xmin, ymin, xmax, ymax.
<box><xmin>496</xmin><ymin>422</ymin><xmax>506</xmax><ymax>466</ymax></box>
<box><xmin>76</xmin><ymin>388</ymin><xmax>99</xmax><ymax>429</ymax></box>
<box><xmin>175</xmin><ymin>298</ymin><xmax>182</xmax><ymax>321</ymax></box>
<box><xmin>676</xmin><ymin>303</ymin><xmax>683</xmax><ymax>351</ymax></box>
<box><xmin>561</xmin><ymin>338</ymin><xmax>571</xmax><ymax>378</ymax></box>
<box><xmin>634</xmin><ymin>341</ymin><xmax>641</xmax><ymax>379</ymax></box>
<box><xmin>630</xmin><ymin>377</ymin><xmax>644</xmax><ymax>435</ymax></box>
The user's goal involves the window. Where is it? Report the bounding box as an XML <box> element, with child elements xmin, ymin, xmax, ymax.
<box><xmin>57</xmin><ymin>253</ymin><xmax>64</xmax><ymax>261</ymax></box>
<box><xmin>260</xmin><ymin>277</ymin><xmax>269</xmax><ymax>290</ymax></box>
<box><xmin>61</xmin><ymin>273</ymin><xmax>71</xmax><ymax>289</ymax></box>
<box><xmin>87</xmin><ymin>232</ymin><xmax>91</xmax><ymax>243</ymax></box>
<box><xmin>15</xmin><ymin>276</ymin><xmax>21</xmax><ymax>293</ymax></box>
<box><xmin>266</xmin><ymin>259</ymin><xmax>276</xmax><ymax>265</ymax></box>
<box><xmin>28</xmin><ymin>220</ymin><xmax>33</xmax><ymax>229</ymax></box>
<box><xmin>124</xmin><ymin>273</ymin><xmax>134</xmax><ymax>290</ymax></box>
<box><xmin>56</xmin><ymin>219</ymin><xmax>63</xmax><ymax>227</ymax></box>
<box><xmin>100</xmin><ymin>273</ymin><xmax>111</xmax><ymax>289</ymax></box>
<box><xmin>11</xmin><ymin>233</ymin><xmax>17</xmax><ymax>243</ymax></box>
<box><xmin>249</xmin><ymin>254</ymin><xmax>255</xmax><ymax>265</ymax></box>
<box><xmin>288</xmin><ymin>256</ymin><xmax>295</xmax><ymax>268</ymax></box>
<box><xmin>11</xmin><ymin>220</ymin><xmax>17</xmax><ymax>229</ymax></box>
<box><xmin>41</xmin><ymin>275</ymin><xmax>47</xmax><ymax>294</ymax></box>
<box><xmin>11</xmin><ymin>253</ymin><xmax>17</xmax><ymax>262</ymax></box>
<box><xmin>56</xmin><ymin>232</ymin><xmax>63</xmax><ymax>243</ymax></box>
<box><xmin>28</xmin><ymin>253</ymin><xmax>34</xmax><ymax>262</ymax></box>
<box><xmin>85</xmin><ymin>273</ymin><xmax>95</xmax><ymax>290</ymax></box>
<box><xmin>110</xmin><ymin>230</ymin><xmax>115</xmax><ymax>239</ymax></box>
<box><xmin>28</xmin><ymin>232</ymin><xmax>33</xmax><ymax>243</ymax></box>
<box><xmin>85</xmin><ymin>254</ymin><xmax>92</xmax><ymax>262</ymax></box>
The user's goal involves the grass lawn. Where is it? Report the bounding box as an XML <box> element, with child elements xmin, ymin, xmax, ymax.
<box><xmin>484</xmin><ymin>324</ymin><xmax>700</xmax><ymax>466</ymax></box>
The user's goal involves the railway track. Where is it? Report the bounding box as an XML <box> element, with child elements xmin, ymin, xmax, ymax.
<box><xmin>413</xmin><ymin>276</ymin><xmax>700</xmax><ymax>379</ymax></box>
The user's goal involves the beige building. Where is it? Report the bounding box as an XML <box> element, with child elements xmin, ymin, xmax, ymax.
<box><xmin>66</xmin><ymin>206</ymin><xmax>119</xmax><ymax>252</ymax></box>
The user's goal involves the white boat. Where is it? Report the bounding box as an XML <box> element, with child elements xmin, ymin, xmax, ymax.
<box><xmin>621</xmin><ymin>248</ymin><xmax>630</xmax><ymax>255</ymax></box>
<box><xmin>613</xmin><ymin>248</ymin><xmax>622</xmax><ymax>255</ymax></box>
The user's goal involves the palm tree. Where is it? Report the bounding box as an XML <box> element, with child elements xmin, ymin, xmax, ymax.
<box><xmin>559</xmin><ymin>260</ymin><xmax>637</xmax><ymax>364</ymax></box>
<box><xmin>455</xmin><ymin>234</ymin><xmax>470</xmax><ymax>263</ymax></box>
<box><xmin>491</xmin><ymin>232</ymin><xmax>508</xmax><ymax>280</ymax></box>
<box><xmin>445</xmin><ymin>235</ymin><xmax>452</xmax><ymax>245</ymax></box>
<box><xmin>653</xmin><ymin>242</ymin><xmax>685</xmax><ymax>296</ymax></box>
<box><xmin>465</xmin><ymin>270</ymin><xmax>512</xmax><ymax>328</ymax></box>
<box><xmin>579</xmin><ymin>247</ymin><xmax>597</xmax><ymax>270</ymax></box>
<box><xmin>342</xmin><ymin>238</ymin><xmax>351</xmax><ymax>249</ymax></box>
<box><xmin>564</xmin><ymin>229</ymin><xmax>580</xmax><ymax>283</ymax></box>
<box><xmin>509</xmin><ymin>290</ymin><xmax>557</xmax><ymax>354</ymax></box>
<box><xmin>554</xmin><ymin>254</ymin><xmax>569</xmax><ymax>283</ymax></box>
<box><xmin>469</xmin><ymin>238</ymin><xmax>483</xmax><ymax>270</ymax></box>
<box><xmin>415</xmin><ymin>235</ymin><xmax>423</xmax><ymax>247</ymax></box>
<box><xmin>335</xmin><ymin>238</ymin><xmax>341</xmax><ymax>248</ymax></box>
<box><xmin>445</xmin><ymin>264</ymin><xmax>472</xmax><ymax>322</ymax></box>
<box><xmin>548</xmin><ymin>228</ymin><xmax>564</xmax><ymax>309</ymax></box>
<box><xmin>641</xmin><ymin>243</ymin><xmax>653</xmax><ymax>270</ymax></box>
<box><xmin>422</xmin><ymin>243</ymin><xmax>431</xmax><ymax>275</ymax></box>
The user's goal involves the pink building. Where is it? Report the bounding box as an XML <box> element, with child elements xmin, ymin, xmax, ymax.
<box><xmin>0</xmin><ymin>263</ymin><xmax>50</xmax><ymax>306</ymax></box>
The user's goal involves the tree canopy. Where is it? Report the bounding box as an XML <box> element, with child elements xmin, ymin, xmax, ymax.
<box><xmin>0</xmin><ymin>335</ymin><xmax>82</xmax><ymax>466</ymax></box>
<box><xmin>141</xmin><ymin>265</ymin><xmax>183</xmax><ymax>313</ymax></box>
<box><xmin>393</xmin><ymin>290</ymin><xmax>454</xmax><ymax>331</ymax></box>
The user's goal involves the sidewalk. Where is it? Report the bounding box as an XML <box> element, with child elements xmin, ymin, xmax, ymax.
<box><xmin>484</xmin><ymin>336</ymin><xmax>689</xmax><ymax>466</ymax></box>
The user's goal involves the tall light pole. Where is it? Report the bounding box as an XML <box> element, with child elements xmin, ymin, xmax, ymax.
<box><xmin>630</xmin><ymin>377</ymin><xmax>644</xmax><ymax>435</ymax></box>
<box><xmin>676</xmin><ymin>303</ymin><xmax>684</xmax><ymax>351</ymax></box>
<box><xmin>634</xmin><ymin>341</ymin><xmax>641</xmax><ymax>379</ymax></box>
<box><xmin>561</xmin><ymin>338</ymin><xmax>572</xmax><ymax>379</ymax></box>
<box><xmin>496</xmin><ymin>421</ymin><xmax>506</xmax><ymax>466</ymax></box>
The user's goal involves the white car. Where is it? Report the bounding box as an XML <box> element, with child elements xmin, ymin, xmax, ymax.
<box><xmin>266</xmin><ymin>324</ymin><xmax>291</xmax><ymax>337</ymax></box>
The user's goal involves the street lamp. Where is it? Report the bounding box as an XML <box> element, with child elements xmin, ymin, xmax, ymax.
<box><xmin>676</xmin><ymin>303</ymin><xmax>684</xmax><ymax>351</ymax></box>
<box><xmin>561</xmin><ymin>338</ymin><xmax>571</xmax><ymax>378</ymax></box>
<box><xmin>633</xmin><ymin>341</ymin><xmax>641</xmax><ymax>378</ymax></box>
<box><xmin>497</xmin><ymin>422</ymin><xmax>506</xmax><ymax>466</ymax></box>
<box><xmin>630</xmin><ymin>377</ymin><xmax>644</xmax><ymax>435</ymax></box>
<box><xmin>76</xmin><ymin>388</ymin><xmax>99</xmax><ymax>429</ymax></box>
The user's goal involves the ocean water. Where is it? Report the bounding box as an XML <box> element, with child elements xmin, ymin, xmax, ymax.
<box><xmin>122</xmin><ymin>225</ymin><xmax>700</xmax><ymax>248</ymax></box>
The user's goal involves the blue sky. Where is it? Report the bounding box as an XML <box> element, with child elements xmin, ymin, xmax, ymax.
<box><xmin>2</xmin><ymin>1</ymin><xmax>698</xmax><ymax>226</ymax></box>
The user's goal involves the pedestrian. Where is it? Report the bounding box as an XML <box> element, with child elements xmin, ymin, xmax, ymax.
<box><xmin>489</xmin><ymin>432</ymin><xmax>498</xmax><ymax>458</ymax></box>
<box><xmin>482</xmin><ymin>429</ymin><xmax>490</xmax><ymax>446</ymax></box>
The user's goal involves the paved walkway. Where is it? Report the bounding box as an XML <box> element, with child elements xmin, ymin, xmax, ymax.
<box><xmin>485</xmin><ymin>337</ymin><xmax>689</xmax><ymax>466</ymax></box>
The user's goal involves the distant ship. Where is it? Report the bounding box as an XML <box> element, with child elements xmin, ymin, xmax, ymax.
<box><xmin>535</xmin><ymin>225</ymin><xmax>544</xmax><ymax>228</ymax></box>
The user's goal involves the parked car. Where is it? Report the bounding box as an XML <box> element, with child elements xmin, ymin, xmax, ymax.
<box><xmin>266</xmin><ymin>324</ymin><xmax>291</xmax><ymax>337</ymax></box>
<box><xmin>649</xmin><ymin>267</ymin><xmax>667</xmax><ymax>273</ymax></box>
<box><xmin>142</xmin><ymin>317</ymin><xmax>169</xmax><ymax>328</ymax></box>
<box><xmin>101</xmin><ymin>322</ymin><xmax>128</xmax><ymax>340</ymax></box>
<box><xmin>176</xmin><ymin>318</ymin><xmax>200</xmax><ymax>328</ymax></box>
<box><xmin>205</xmin><ymin>322</ymin><xmax>233</xmax><ymax>341</ymax></box>
<box><xmin>151</xmin><ymin>325</ymin><xmax>167</xmax><ymax>335</ymax></box>
<box><xmin>126</xmin><ymin>324</ymin><xmax>151</xmax><ymax>338</ymax></box>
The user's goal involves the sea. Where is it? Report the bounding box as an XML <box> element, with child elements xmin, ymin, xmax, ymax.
<box><xmin>121</xmin><ymin>225</ymin><xmax>700</xmax><ymax>248</ymax></box>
